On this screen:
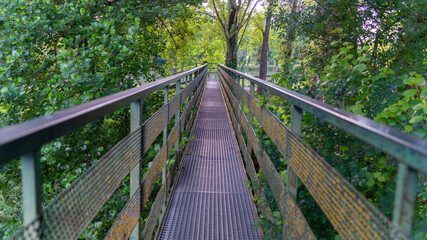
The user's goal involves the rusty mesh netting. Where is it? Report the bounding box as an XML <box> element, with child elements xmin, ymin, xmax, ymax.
<box><xmin>11</xmin><ymin>70</ymin><xmax>207</xmax><ymax>240</ymax></box>
<box><xmin>219</xmin><ymin>68</ymin><xmax>407</xmax><ymax>240</ymax></box>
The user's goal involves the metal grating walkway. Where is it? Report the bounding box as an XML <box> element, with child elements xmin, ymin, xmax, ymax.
<box><xmin>159</xmin><ymin>78</ymin><xmax>260</xmax><ymax>240</ymax></box>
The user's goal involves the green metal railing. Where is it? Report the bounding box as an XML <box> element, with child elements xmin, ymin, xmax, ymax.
<box><xmin>218</xmin><ymin>64</ymin><xmax>427</xmax><ymax>239</ymax></box>
<box><xmin>0</xmin><ymin>64</ymin><xmax>208</xmax><ymax>239</ymax></box>
<box><xmin>2</xmin><ymin>62</ymin><xmax>426</xmax><ymax>239</ymax></box>
<box><xmin>154</xmin><ymin>63</ymin><xmax>216</xmax><ymax>80</ymax></box>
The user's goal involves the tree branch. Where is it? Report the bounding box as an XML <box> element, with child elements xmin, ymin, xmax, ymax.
<box><xmin>211</xmin><ymin>0</ymin><xmax>232</xmax><ymax>52</ymax></box>
<box><xmin>158</xmin><ymin>18</ymin><xmax>178</xmax><ymax>48</ymax></box>
<box><xmin>212</xmin><ymin>0</ymin><xmax>229</xmax><ymax>39</ymax></box>
<box><xmin>235</xmin><ymin>16</ymin><xmax>251</xmax><ymax>55</ymax></box>
<box><xmin>234</xmin><ymin>0</ymin><xmax>261</xmax><ymax>55</ymax></box>
<box><xmin>200</xmin><ymin>11</ymin><xmax>216</xmax><ymax>19</ymax></box>
<box><xmin>239</xmin><ymin>0</ymin><xmax>260</xmax><ymax>31</ymax></box>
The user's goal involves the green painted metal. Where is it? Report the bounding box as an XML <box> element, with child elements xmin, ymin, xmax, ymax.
<box><xmin>393</xmin><ymin>164</ymin><xmax>418</xmax><ymax>236</ymax></box>
<box><xmin>283</xmin><ymin>105</ymin><xmax>302</xmax><ymax>240</ymax></box>
<box><xmin>184</xmin><ymin>75</ymin><xmax>188</xmax><ymax>109</ymax></box>
<box><xmin>220</xmin><ymin>65</ymin><xmax>427</xmax><ymax>238</ymax></box>
<box><xmin>238</xmin><ymin>75</ymin><xmax>243</xmax><ymax>111</ymax></box>
<box><xmin>191</xmin><ymin>73</ymin><xmax>195</xmax><ymax>97</ymax></box>
<box><xmin>219</xmin><ymin>72</ymin><xmax>316</xmax><ymax>239</ymax></box>
<box><xmin>287</xmin><ymin>105</ymin><xmax>302</xmax><ymax>199</ymax></box>
<box><xmin>6</xmin><ymin>65</ymin><xmax>208</xmax><ymax>240</ymax></box>
<box><xmin>220</xmin><ymin>67</ymin><xmax>398</xmax><ymax>238</ymax></box>
<box><xmin>0</xmin><ymin>65</ymin><xmax>207</xmax><ymax>166</ymax></box>
<box><xmin>247</xmin><ymin>82</ymin><xmax>255</xmax><ymax>154</ymax></box>
<box><xmin>159</xmin><ymin>85</ymin><xmax>169</xmax><ymax>225</ymax></box>
<box><xmin>101</xmin><ymin>68</ymin><xmax>207</xmax><ymax>240</ymax></box>
<box><xmin>21</xmin><ymin>150</ymin><xmax>42</xmax><ymax>235</ymax></box>
<box><xmin>9</xmin><ymin>62</ymin><xmax>426</xmax><ymax>239</ymax></box>
<box><xmin>163</xmin><ymin>86</ymin><xmax>169</xmax><ymax>157</ymax></box>
<box><xmin>174</xmin><ymin>79</ymin><xmax>181</xmax><ymax>151</ymax></box>
<box><xmin>130</xmin><ymin>100</ymin><xmax>143</xmax><ymax>240</ymax></box>
<box><xmin>219</xmin><ymin>64</ymin><xmax>427</xmax><ymax>175</ymax></box>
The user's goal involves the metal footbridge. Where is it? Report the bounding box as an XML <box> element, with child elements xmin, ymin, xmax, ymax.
<box><xmin>1</xmin><ymin>64</ymin><xmax>426</xmax><ymax>239</ymax></box>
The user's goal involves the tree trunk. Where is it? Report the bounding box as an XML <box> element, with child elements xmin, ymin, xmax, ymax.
<box><xmin>257</xmin><ymin>0</ymin><xmax>273</xmax><ymax>94</ymax></box>
<box><xmin>226</xmin><ymin>0</ymin><xmax>238</xmax><ymax>69</ymax></box>
<box><xmin>212</xmin><ymin>0</ymin><xmax>259</xmax><ymax>70</ymax></box>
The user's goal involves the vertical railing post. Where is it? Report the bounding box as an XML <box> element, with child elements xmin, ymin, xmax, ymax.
<box><xmin>130</xmin><ymin>99</ymin><xmax>143</xmax><ymax>240</ymax></box>
<box><xmin>21</xmin><ymin>150</ymin><xmax>42</xmax><ymax>239</ymax></box>
<box><xmin>238</xmin><ymin>75</ymin><xmax>243</xmax><ymax>110</ymax></box>
<box><xmin>283</xmin><ymin>105</ymin><xmax>302</xmax><ymax>240</ymax></box>
<box><xmin>162</xmin><ymin>86</ymin><xmax>169</xmax><ymax>180</ymax></box>
<box><xmin>247</xmin><ymin>82</ymin><xmax>255</xmax><ymax>154</ymax></box>
<box><xmin>191</xmin><ymin>73</ymin><xmax>195</xmax><ymax>98</ymax></box>
<box><xmin>175</xmin><ymin>79</ymin><xmax>181</xmax><ymax>151</ymax></box>
<box><xmin>287</xmin><ymin>105</ymin><xmax>302</xmax><ymax>199</ymax></box>
<box><xmin>184</xmin><ymin>75</ymin><xmax>188</xmax><ymax>109</ymax></box>
<box><xmin>249</xmin><ymin>82</ymin><xmax>255</xmax><ymax>121</ymax></box>
<box><xmin>393</xmin><ymin>163</ymin><xmax>417</xmax><ymax>236</ymax></box>
<box><xmin>158</xmin><ymin>85</ymin><xmax>169</xmax><ymax>225</ymax></box>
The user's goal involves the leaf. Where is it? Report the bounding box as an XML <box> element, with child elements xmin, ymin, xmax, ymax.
<box><xmin>414</xmin><ymin>77</ymin><xmax>425</xmax><ymax>86</ymax></box>
<box><xmin>403</xmin><ymin>77</ymin><xmax>417</xmax><ymax>85</ymax></box>
<box><xmin>331</xmin><ymin>28</ymin><xmax>342</xmax><ymax>33</ymax></box>
<box><xmin>378</xmin><ymin>176</ymin><xmax>387</xmax><ymax>182</ymax></box>
<box><xmin>387</xmin><ymin>69</ymin><xmax>395</xmax><ymax>75</ymax></box>
<box><xmin>373</xmin><ymin>172</ymin><xmax>381</xmax><ymax>178</ymax></box>
<box><xmin>404</xmin><ymin>125</ymin><xmax>413</xmax><ymax>132</ymax></box>
<box><xmin>367</xmin><ymin>178</ymin><xmax>375</xmax><ymax>187</ymax></box>
<box><xmin>413</xmin><ymin>103</ymin><xmax>423</xmax><ymax>111</ymax></box>
<box><xmin>345</xmin><ymin>54</ymin><xmax>354</xmax><ymax>60</ymax></box>
<box><xmin>409</xmin><ymin>115</ymin><xmax>423</xmax><ymax>124</ymax></box>
<box><xmin>402</xmin><ymin>89</ymin><xmax>418</xmax><ymax>97</ymax></box>
<box><xmin>353</xmin><ymin>64</ymin><xmax>366</xmax><ymax>72</ymax></box>
<box><xmin>388</xmin><ymin>119</ymin><xmax>396</xmax><ymax>126</ymax></box>
<box><xmin>86</xmin><ymin>93</ymin><xmax>94</xmax><ymax>99</ymax></box>
<box><xmin>330</xmin><ymin>41</ymin><xmax>340</xmax><ymax>46</ymax></box>
<box><xmin>359</xmin><ymin>56</ymin><xmax>371</xmax><ymax>63</ymax></box>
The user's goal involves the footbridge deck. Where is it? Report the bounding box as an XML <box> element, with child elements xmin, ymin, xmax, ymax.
<box><xmin>159</xmin><ymin>78</ymin><xmax>260</xmax><ymax>239</ymax></box>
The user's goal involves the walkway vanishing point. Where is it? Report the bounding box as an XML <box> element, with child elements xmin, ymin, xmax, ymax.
<box><xmin>0</xmin><ymin>64</ymin><xmax>426</xmax><ymax>240</ymax></box>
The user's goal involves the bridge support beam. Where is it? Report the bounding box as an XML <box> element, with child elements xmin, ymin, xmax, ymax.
<box><xmin>130</xmin><ymin>99</ymin><xmax>143</xmax><ymax>240</ymax></box>
<box><xmin>21</xmin><ymin>150</ymin><xmax>42</xmax><ymax>240</ymax></box>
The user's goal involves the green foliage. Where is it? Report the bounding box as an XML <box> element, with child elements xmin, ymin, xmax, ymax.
<box><xmin>270</xmin><ymin>0</ymin><xmax>427</xmax><ymax>238</ymax></box>
<box><xmin>0</xmin><ymin>0</ymin><xmax>202</xmax><ymax>238</ymax></box>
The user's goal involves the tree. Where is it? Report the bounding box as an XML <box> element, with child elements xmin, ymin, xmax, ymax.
<box><xmin>161</xmin><ymin>6</ymin><xmax>227</xmax><ymax>67</ymax></box>
<box><xmin>210</xmin><ymin>0</ymin><xmax>260</xmax><ymax>68</ymax></box>
<box><xmin>272</xmin><ymin>0</ymin><xmax>426</xmax><ymax>238</ymax></box>
<box><xmin>0</xmin><ymin>0</ymin><xmax>202</xmax><ymax>237</ymax></box>
<box><xmin>258</xmin><ymin>0</ymin><xmax>275</xmax><ymax>94</ymax></box>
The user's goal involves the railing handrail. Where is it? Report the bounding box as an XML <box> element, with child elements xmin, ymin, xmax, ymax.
<box><xmin>219</xmin><ymin>64</ymin><xmax>427</xmax><ymax>175</ymax></box>
<box><xmin>0</xmin><ymin>64</ymin><xmax>208</xmax><ymax>165</ymax></box>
